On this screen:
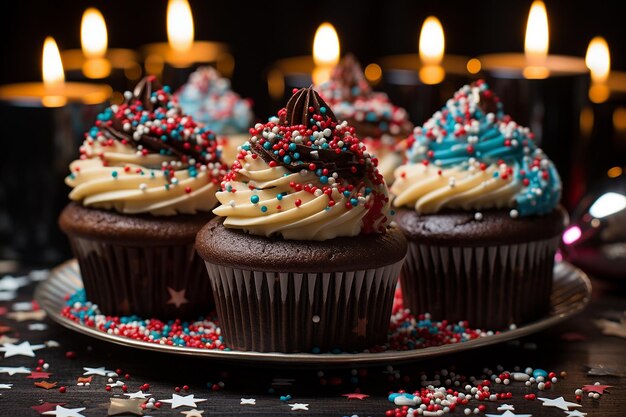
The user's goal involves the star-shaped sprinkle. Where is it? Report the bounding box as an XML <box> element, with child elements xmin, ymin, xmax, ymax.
<box><xmin>0</xmin><ymin>366</ymin><xmax>31</xmax><ymax>375</ymax></box>
<box><xmin>166</xmin><ymin>288</ymin><xmax>188</xmax><ymax>308</ymax></box>
<box><xmin>497</xmin><ymin>404</ymin><xmax>515</xmax><ymax>411</ymax></box>
<box><xmin>581</xmin><ymin>384</ymin><xmax>612</xmax><ymax>394</ymax></box>
<box><xmin>537</xmin><ymin>396</ymin><xmax>582</xmax><ymax>411</ymax></box>
<box><xmin>34</xmin><ymin>380</ymin><xmax>58</xmax><ymax>390</ymax></box>
<box><xmin>42</xmin><ymin>405</ymin><xmax>86</xmax><ymax>417</ymax></box>
<box><xmin>0</xmin><ymin>341</ymin><xmax>46</xmax><ymax>357</ymax></box>
<box><xmin>564</xmin><ymin>411</ymin><xmax>587</xmax><ymax>416</ymax></box>
<box><xmin>107</xmin><ymin>381</ymin><xmax>125</xmax><ymax>388</ymax></box>
<box><xmin>160</xmin><ymin>394</ymin><xmax>207</xmax><ymax>409</ymax></box>
<box><xmin>486</xmin><ymin>410</ymin><xmax>532</xmax><ymax>417</ymax></box>
<box><xmin>27</xmin><ymin>371</ymin><xmax>52</xmax><ymax>379</ymax></box>
<box><xmin>31</xmin><ymin>402</ymin><xmax>67</xmax><ymax>414</ymax></box>
<box><xmin>83</xmin><ymin>366</ymin><xmax>114</xmax><ymax>376</ymax></box>
<box><xmin>240</xmin><ymin>398</ymin><xmax>256</xmax><ymax>405</ymax></box>
<box><xmin>342</xmin><ymin>393</ymin><xmax>369</xmax><ymax>400</ymax></box>
<box><xmin>180</xmin><ymin>410</ymin><xmax>204</xmax><ymax>417</ymax></box>
<box><xmin>108</xmin><ymin>398</ymin><xmax>146</xmax><ymax>416</ymax></box>
<box><xmin>0</xmin><ymin>384</ymin><xmax>12</xmax><ymax>389</ymax></box>
<box><xmin>29</xmin><ymin>323</ymin><xmax>49</xmax><ymax>331</ymax></box>
<box><xmin>288</xmin><ymin>403</ymin><xmax>309</xmax><ymax>411</ymax></box>
<box><xmin>76</xmin><ymin>377</ymin><xmax>92</xmax><ymax>384</ymax></box>
<box><xmin>124</xmin><ymin>390</ymin><xmax>152</xmax><ymax>399</ymax></box>
<box><xmin>7</xmin><ymin>310</ymin><xmax>46</xmax><ymax>321</ymax></box>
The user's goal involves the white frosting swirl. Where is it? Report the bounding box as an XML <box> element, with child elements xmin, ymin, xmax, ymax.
<box><xmin>213</xmin><ymin>152</ymin><xmax>391</xmax><ymax>240</ymax></box>
<box><xmin>66</xmin><ymin>138</ymin><xmax>221</xmax><ymax>216</ymax></box>
<box><xmin>391</xmin><ymin>162</ymin><xmax>523</xmax><ymax>214</ymax></box>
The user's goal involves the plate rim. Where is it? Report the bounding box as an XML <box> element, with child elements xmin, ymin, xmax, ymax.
<box><xmin>35</xmin><ymin>260</ymin><xmax>592</xmax><ymax>365</ymax></box>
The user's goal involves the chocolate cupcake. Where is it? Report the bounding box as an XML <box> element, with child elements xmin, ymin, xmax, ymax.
<box><xmin>59</xmin><ymin>76</ymin><xmax>227</xmax><ymax>319</ymax></box>
<box><xmin>391</xmin><ymin>81</ymin><xmax>567</xmax><ymax>330</ymax></box>
<box><xmin>317</xmin><ymin>54</ymin><xmax>413</xmax><ymax>184</ymax></box>
<box><xmin>196</xmin><ymin>87</ymin><xmax>407</xmax><ymax>353</ymax></box>
<box><xmin>176</xmin><ymin>67</ymin><xmax>253</xmax><ymax>164</ymax></box>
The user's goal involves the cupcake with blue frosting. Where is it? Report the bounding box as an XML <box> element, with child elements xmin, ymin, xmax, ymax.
<box><xmin>391</xmin><ymin>80</ymin><xmax>568</xmax><ymax>330</ymax></box>
<box><xmin>177</xmin><ymin>66</ymin><xmax>253</xmax><ymax>163</ymax></box>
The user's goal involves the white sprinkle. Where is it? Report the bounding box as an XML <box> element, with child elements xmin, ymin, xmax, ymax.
<box><xmin>139</xmin><ymin>183</ymin><xmax>147</xmax><ymax>191</ymax></box>
<box><xmin>509</xmin><ymin>209</ymin><xmax>519</xmax><ymax>219</ymax></box>
<box><xmin>474</xmin><ymin>212</ymin><xmax>483</xmax><ymax>221</ymax></box>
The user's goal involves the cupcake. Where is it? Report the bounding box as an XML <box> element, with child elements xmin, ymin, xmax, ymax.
<box><xmin>316</xmin><ymin>54</ymin><xmax>413</xmax><ymax>184</ymax></box>
<box><xmin>391</xmin><ymin>81</ymin><xmax>567</xmax><ymax>330</ymax></box>
<box><xmin>176</xmin><ymin>66</ymin><xmax>253</xmax><ymax>164</ymax></box>
<box><xmin>59</xmin><ymin>76</ymin><xmax>227</xmax><ymax>319</ymax></box>
<box><xmin>196</xmin><ymin>87</ymin><xmax>407</xmax><ymax>353</ymax></box>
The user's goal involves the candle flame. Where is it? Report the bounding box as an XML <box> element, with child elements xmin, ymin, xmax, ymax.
<box><xmin>586</xmin><ymin>36</ymin><xmax>610</xmax><ymax>84</ymax></box>
<box><xmin>313</xmin><ymin>23</ymin><xmax>340</xmax><ymax>67</ymax></box>
<box><xmin>586</xmin><ymin>36</ymin><xmax>611</xmax><ymax>103</ymax></box>
<box><xmin>81</xmin><ymin>8</ymin><xmax>107</xmax><ymax>59</ymax></box>
<box><xmin>419</xmin><ymin>16</ymin><xmax>444</xmax><ymax>66</ymax></box>
<box><xmin>42</xmin><ymin>37</ymin><xmax>65</xmax><ymax>89</ymax></box>
<box><xmin>524</xmin><ymin>1</ymin><xmax>549</xmax><ymax>63</ymax></box>
<box><xmin>418</xmin><ymin>16</ymin><xmax>445</xmax><ymax>85</ymax></box>
<box><xmin>167</xmin><ymin>0</ymin><xmax>194</xmax><ymax>53</ymax></box>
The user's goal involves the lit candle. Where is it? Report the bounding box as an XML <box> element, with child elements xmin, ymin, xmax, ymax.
<box><xmin>141</xmin><ymin>0</ymin><xmax>232</xmax><ymax>89</ymax></box>
<box><xmin>477</xmin><ymin>0</ymin><xmax>589</xmax><ymax>209</ymax></box>
<box><xmin>0</xmin><ymin>37</ymin><xmax>110</xmax><ymax>263</ymax></box>
<box><xmin>61</xmin><ymin>8</ymin><xmax>141</xmax><ymax>102</ymax></box>
<box><xmin>377</xmin><ymin>16</ymin><xmax>471</xmax><ymax>124</ymax></box>
<box><xmin>267</xmin><ymin>22</ymin><xmax>341</xmax><ymax>104</ymax></box>
<box><xmin>573</xmin><ymin>37</ymin><xmax>626</xmax><ymax>196</ymax></box>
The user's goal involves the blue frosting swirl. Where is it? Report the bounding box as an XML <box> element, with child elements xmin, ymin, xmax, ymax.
<box><xmin>405</xmin><ymin>81</ymin><xmax>561</xmax><ymax>216</ymax></box>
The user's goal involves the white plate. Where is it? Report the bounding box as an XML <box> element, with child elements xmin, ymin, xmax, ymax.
<box><xmin>35</xmin><ymin>260</ymin><xmax>591</xmax><ymax>366</ymax></box>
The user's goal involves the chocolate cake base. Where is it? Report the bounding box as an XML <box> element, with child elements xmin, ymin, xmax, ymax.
<box><xmin>59</xmin><ymin>203</ymin><xmax>215</xmax><ymax>319</ymax></box>
<box><xmin>196</xmin><ymin>218</ymin><xmax>407</xmax><ymax>353</ymax></box>
<box><xmin>394</xmin><ymin>207</ymin><xmax>568</xmax><ymax>330</ymax></box>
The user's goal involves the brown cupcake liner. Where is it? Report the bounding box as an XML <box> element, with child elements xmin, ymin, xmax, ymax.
<box><xmin>400</xmin><ymin>237</ymin><xmax>560</xmax><ymax>330</ymax></box>
<box><xmin>203</xmin><ymin>260</ymin><xmax>405</xmax><ymax>353</ymax></box>
<box><xmin>68</xmin><ymin>235</ymin><xmax>213</xmax><ymax>319</ymax></box>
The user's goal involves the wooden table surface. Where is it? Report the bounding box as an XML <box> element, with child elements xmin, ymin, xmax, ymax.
<box><xmin>0</xmin><ymin>264</ymin><xmax>624</xmax><ymax>417</ymax></box>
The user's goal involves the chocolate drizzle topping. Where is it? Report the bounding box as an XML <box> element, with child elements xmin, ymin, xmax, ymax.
<box><xmin>100</xmin><ymin>76</ymin><xmax>210</xmax><ymax>164</ymax></box>
<box><xmin>252</xmin><ymin>87</ymin><xmax>365</xmax><ymax>179</ymax></box>
<box><xmin>279</xmin><ymin>86</ymin><xmax>336</xmax><ymax>127</ymax></box>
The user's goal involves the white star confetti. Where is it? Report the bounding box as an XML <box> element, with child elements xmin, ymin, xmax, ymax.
<box><xmin>124</xmin><ymin>390</ymin><xmax>152</xmax><ymax>399</ymax></box>
<box><xmin>0</xmin><ymin>275</ymin><xmax>29</xmax><ymax>291</ymax></box>
<box><xmin>288</xmin><ymin>403</ymin><xmax>309</xmax><ymax>411</ymax></box>
<box><xmin>0</xmin><ymin>366</ymin><xmax>30</xmax><ymax>375</ymax></box>
<box><xmin>13</xmin><ymin>301</ymin><xmax>35</xmax><ymax>311</ymax></box>
<box><xmin>0</xmin><ymin>384</ymin><xmax>12</xmax><ymax>389</ymax></box>
<box><xmin>159</xmin><ymin>394</ymin><xmax>207</xmax><ymax>409</ymax></box>
<box><xmin>28</xmin><ymin>323</ymin><xmax>49</xmax><ymax>331</ymax></box>
<box><xmin>0</xmin><ymin>341</ymin><xmax>46</xmax><ymax>358</ymax></box>
<box><xmin>486</xmin><ymin>411</ymin><xmax>531</xmax><ymax>417</ymax></box>
<box><xmin>564</xmin><ymin>411</ymin><xmax>587</xmax><ymax>416</ymax></box>
<box><xmin>180</xmin><ymin>410</ymin><xmax>205</xmax><ymax>417</ymax></box>
<box><xmin>83</xmin><ymin>366</ymin><xmax>115</xmax><ymax>377</ymax></box>
<box><xmin>107</xmin><ymin>381</ymin><xmax>125</xmax><ymax>388</ymax></box>
<box><xmin>537</xmin><ymin>396</ymin><xmax>582</xmax><ymax>411</ymax></box>
<box><xmin>497</xmin><ymin>404</ymin><xmax>515</xmax><ymax>411</ymax></box>
<box><xmin>240</xmin><ymin>398</ymin><xmax>256</xmax><ymax>405</ymax></box>
<box><xmin>42</xmin><ymin>405</ymin><xmax>87</xmax><ymax>417</ymax></box>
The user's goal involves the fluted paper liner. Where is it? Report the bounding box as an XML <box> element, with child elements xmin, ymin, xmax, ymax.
<box><xmin>68</xmin><ymin>236</ymin><xmax>213</xmax><ymax>319</ymax></box>
<box><xmin>400</xmin><ymin>237</ymin><xmax>560</xmax><ymax>330</ymax></box>
<box><xmin>203</xmin><ymin>260</ymin><xmax>404</xmax><ymax>353</ymax></box>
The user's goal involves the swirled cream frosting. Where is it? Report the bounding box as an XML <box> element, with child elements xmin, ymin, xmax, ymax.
<box><xmin>391</xmin><ymin>81</ymin><xmax>561</xmax><ymax>217</ymax></box>
<box><xmin>65</xmin><ymin>76</ymin><xmax>227</xmax><ymax>216</ymax></box>
<box><xmin>213</xmin><ymin>87</ymin><xmax>392</xmax><ymax>240</ymax></box>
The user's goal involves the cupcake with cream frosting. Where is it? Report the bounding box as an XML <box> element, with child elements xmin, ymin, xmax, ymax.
<box><xmin>59</xmin><ymin>76</ymin><xmax>227</xmax><ymax>319</ymax></box>
<box><xmin>391</xmin><ymin>80</ymin><xmax>567</xmax><ymax>329</ymax></box>
<box><xmin>177</xmin><ymin>66</ymin><xmax>253</xmax><ymax>164</ymax></box>
<box><xmin>196</xmin><ymin>86</ymin><xmax>407</xmax><ymax>353</ymax></box>
<box><xmin>317</xmin><ymin>54</ymin><xmax>413</xmax><ymax>184</ymax></box>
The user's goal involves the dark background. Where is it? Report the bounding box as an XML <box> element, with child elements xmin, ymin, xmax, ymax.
<box><xmin>2</xmin><ymin>0</ymin><xmax>626</xmax><ymax>118</ymax></box>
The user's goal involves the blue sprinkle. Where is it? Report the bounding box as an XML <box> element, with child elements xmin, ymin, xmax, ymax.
<box><xmin>283</xmin><ymin>155</ymin><xmax>292</xmax><ymax>164</ymax></box>
<box><xmin>263</xmin><ymin>142</ymin><xmax>271</xmax><ymax>150</ymax></box>
<box><xmin>250</xmin><ymin>195</ymin><xmax>260</xmax><ymax>204</ymax></box>
<box><xmin>320</xmin><ymin>176</ymin><xmax>328</xmax><ymax>184</ymax></box>
<box><xmin>276</xmin><ymin>193</ymin><xmax>283</xmax><ymax>201</ymax></box>
<box><xmin>261</xmin><ymin>206</ymin><xmax>268</xmax><ymax>213</ymax></box>
<box><xmin>111</xmin><ymin>171</ymin><xmax>118</xmax><ymax>178</ymax></box>
<box><xmin>289</xmin><ymin>143</ymin><xmax>297</xmax><ymax>151</ymax></box>
<box><xmin>350</xmin><ymin>198</ymin><xmax>358</xmax><ymax>206</ymax></box>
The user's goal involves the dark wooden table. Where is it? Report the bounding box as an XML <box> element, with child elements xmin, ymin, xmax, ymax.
<box><xmin>0</xmin><ymin>263</ymin><xmax>624</xmax><ymax>417</ymax></box>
